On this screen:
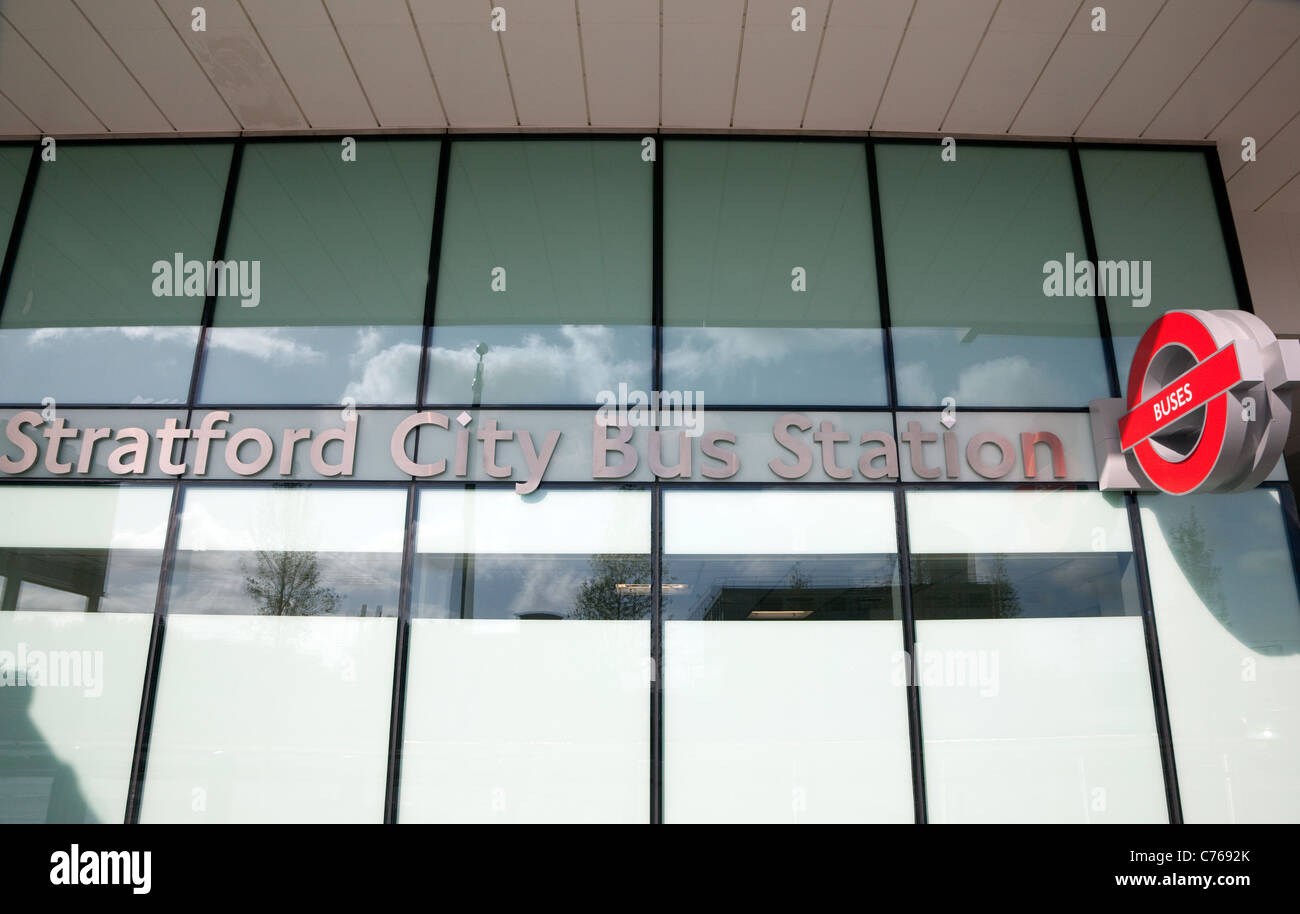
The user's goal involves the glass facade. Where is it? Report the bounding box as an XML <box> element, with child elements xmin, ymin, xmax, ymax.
<box><xmin>0</xmin><ymin>135</ymin><xmax>1295</xmax><ymax>824</ymax></box>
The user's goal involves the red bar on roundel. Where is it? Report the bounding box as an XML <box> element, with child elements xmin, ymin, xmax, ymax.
<box><xmin>1119</xmin><ymin>344</ymin><xmax>1243</xmax><ymax>452</ymax></box>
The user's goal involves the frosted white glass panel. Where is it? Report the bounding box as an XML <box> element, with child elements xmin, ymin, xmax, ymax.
<box><xmin>664</xmin><ymin>490</ymin><xmax>897</xmax><ymax>554</ymax></box>
<box><xmin>176</xmin><ymin>487</ymin><xmax>406</xmax><ymax>553</ymax></box>
<box><xmin>140</xmin><ymin>615</ymin><xmax>395</xmax><ymax>823</ymax></box>
<box><xmin>416</xmin><ymin>488</ymin><xmax>650</xmax><ymax>554</ymax></box>
<box><xmin>917</xmin><ymin>617</ymin><xmax>1166</xmax><ymax>823</ymax></box>
<box><xmin>907</xmin><ymin>490</ymin><xmax>1131</xmax><ymax>554</ymax></box>
<box><xmin>0</xmin><ymin>486</ymin><xmax>171</xmax><ymax>550</ymax></box>
<box><xmin>1140</xmin><ymin>489</ymin><xmax>1300</xmax><ymax>822</ymax></box>
<box><xmin>664</xmin><ymin>621</ymin><xmax>913</xmax><ymax>823</ymax></box>
<box><xmin>398</xmin><ymin>619</ymin><xmax>649</xmax><ymax>823</ymax></box>
<box><xmin>0</xmin><ymin>612</ymin><xmax>152</xmax><ymax>824</ymax></box>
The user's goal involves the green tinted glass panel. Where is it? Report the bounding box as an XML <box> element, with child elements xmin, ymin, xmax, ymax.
<box><xmin>877</xmin><ymin>143</ymin><xmax>1111</xmax><ymax>408</ymax></box>
<box><xmin>212</xmin><ymin>139</ymin><xmax>437</xmax><ymax>327</ymax></box>
<box><xmin>663</xmin><ymin>140</ymin><xmax>886</xmax><ymax>405</ymax></box>
<box><xmin>1080</xmin><ymin>148</ymin><xmax>1239</xmax><ymax>375</ymax></box>
<box><xmin>199</xmin><ymin>140</ymin><xmax>438</xmax><ymax>405</ymax></box>
<box><xmin>0</xmin><ymin>143</ymin><xmax>230</xmax><ymax>403</ymax></box>
<box><xmin>428</xmin><ymin>140</ymin><xmax>651</xmax><ymax>405</ymax></box>
<box><xmin>1</xmin><ymin>143</ymin><xmax>230</xmax><ymax>328</ymax></box>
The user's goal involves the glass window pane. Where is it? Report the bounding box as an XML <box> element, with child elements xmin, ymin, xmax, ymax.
<box><xmin>199</xmin><ymin>140</ymin><xmax>438</xmax><ymax>405</ymax></box>
<box><xmin>663</xmin><ymin>140</ymin><xmax>886</xmax><ymax>406</ymax></box>
<box><xmin>877</xmin><ymin>143</ymin><xmax>1111</xmax><ymax>407</ymax></box>
<box><xmin>0</xmin><ymin>143</ymin><xmax>231</xmax><ymax>404</ymax></box>
<box><xmin>1139</xmin><ymin>488</ymin><xmax>1300</xmax><ymax>822</ymax></box>
<box><xmin>0</xmin><ymin>146</ymin><xmax>29</xmax><ymax>264</ymax></box>
<box><xmin>428</xmin><ymin>140</ymin><xmax>652</xmax><ymax>405</ymax></box>
<box><xmin>907</xmin><ymin>490</ymin><xmax>1166</xmax><ymax>822</ymax></box>
<box><xmin>1080</xmin><ymin>148</ymin><xmax>1239</xmax><ymax>372</ymax></box>
<box><xmin>139</xmin><ymin>485</ymin><xmax>404</xmax><ymax>823</ymax></box>
<box><xmin>0</xmin><ymin>485</ymin><xmax>170</xmax><ymax>823</ymax></box>
<box><xmin>663</xmin><ymin>490</ymin><xmax>912</xmax><ymax>823</ymax></box>
<box><xmin>400</xmin><ymin>488</ymin><xmax>650</xmax><ymax>823</ymax></box>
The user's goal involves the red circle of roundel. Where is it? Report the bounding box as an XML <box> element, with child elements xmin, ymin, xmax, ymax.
<box><xmin>1125</xmin><ymin>311</ymin><xmax>1229</xmax><ymax>495</ymax></box>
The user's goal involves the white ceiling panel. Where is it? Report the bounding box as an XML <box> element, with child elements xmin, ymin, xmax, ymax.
<box><xmin>75</xmin><ymin>0</ymin><xmax>238</xmax><ymax>133</ymax></box>
<box><xmin>802</xmin><ymin>0</ymin><xmax>911</xmax><ymax>130</ymax></box>
<box><xmin>0</xmin><ymin>0</ymin><xmax>168</xmax><ymax>132</ymax></box>
<box><xmin>1078</xmin><ymin>0</ymin><xmax>1250</xmax><ymax>138</ymax></box>
<box><xmin>499</xmin><ymin>0</ymin><xmax>588</xmax><ymax>126</ymax></box>
<box><xmin>0</xmin><ymin>16</ymin><xmax>101</xmax><ymax>133</ymax></box>
<box><xmin>1258</xmin><ymin>170</ymin><xmax>1300</xmax><ymax>213</ymax></box>
<box><xmin>1011</xmin><ymin>0</ymin><xmax>1165</xmax><ymax>136</ymax></box>
<box><xmin>1212</xmin><ymin>36</ymin><xmax>1300</xmax><ymax>179</ymax></box>
<box><xmin>1227</xmin><ymin>107</ymin><xmax>1300</xmax><ymax>210</ymax></box>
<box><xmin>943</xmin><ymin>0</ymin><xmax>1081</xmax><ymax>134</ymax></box>
<box><xmin>155</xmin><ymin>0</ymin><xmax>305</xmax><ymax>130</ymax></box>
<box><xmin>240</xmin><ymin>0</ymin><xmax>374</xmax><ymax>129</ymax></box>
<box><xmin>0</xmin><ymin>92</ymin><xmax>38</xmax><ymax>136</ymax></box>
<box><xmin>872</xmin><ymin>0</ymin><xmax>999</xmax><ymax>132</ymax></box>
<box><xmin>326</xmin><ymin>0</ymin><xmax>444</xmax><ymax>127</ymax></box>
<box><xmin>579</xmin><ymin>0</ymin><xmax>658</xmax><ymax>127</ymax></box>
<box><xmin>410</xmin><ymin>0</ymin><xmax>516</xmax><ymax>127</ymax></box>
<box><xmin>731</xmin><ymin>0</ymin><xmax>829</xmax><ymax>129</ymax></box>
<box><xmin>1144</xmin><ymin>0</ymin><xmax>1300</xmax><ymax>140</ymax></box>
<box><xmin>661</xmin><ymin>0</ymin><xmax>744</xmax><ymax>128</ymax></box>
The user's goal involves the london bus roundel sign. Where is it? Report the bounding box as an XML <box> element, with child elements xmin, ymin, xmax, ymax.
<box><xmin>1093</xmin><ymin>309</ymin><xmax>1300</xmax><ymax>495</ymax></box>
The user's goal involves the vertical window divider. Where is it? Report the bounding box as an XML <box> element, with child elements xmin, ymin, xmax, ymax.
<box><xmin>1123</xmin><ymin>491</ymin><xmax>1184</xmax><ymax>824</ymax></box>
<box><xmin>126</xmin><ymin>140</ymin><xmax>242</xmax><ymax>823</ymax></box>
<box><xmin>185</xmin><ymin>141</ymin><xmax>244</xmax><ymax>409</ymax></box>
<box><xmin>893</xmin><ymin>487</ymin><xmax>928</xmax><ymax>824</ymax></box>
<box><xmin>385</xmin><ymin>136</ymin><xmax>451</xmax><ymax>821</ymax></box>
<box><xmin>416</xmin><ymin>138</ymin><xmax>454</xmax><ymax>409</ymax></box>
<box><xmin>123</xmin><ymin>482</ymin><xmax>184</xmax><ymax>824</ymax></box>
<box><xmin>650</xmin><ymin>133</ymin><xmax>664</xmax><ymax>825</ymax></box>
<box><xmin>384</xmin><ymin>481</ymin><xmax>420</xmax><ymax>823</ymax></box>
<box><xmin>1204</xmin><ymin>146</ymin><xmax>1257</xmax><ymax>315</ymax></box>
<box><xmin>0</xmin><ymin>142</ymin><xmax>41</xmax><ymax>326</ymax></box>
<box><xmin>865</xmin><ymin>139</ymin><xmax>899</xmax><ymax>412</ymax></box>
<box><xmin>1068</xmin><ymin>144</ymin><xmax>1123</xmax><ymax>401</ymax></box>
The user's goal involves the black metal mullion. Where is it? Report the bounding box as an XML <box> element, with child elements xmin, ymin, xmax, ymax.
<box><xmin>893</xmin><ymin>487</ymin><xmax>928</xmax><ymax>823</ymax></box>
<box><xmin>123</xmin><ymin>482</ymin><xmax>184</xmax><ymax>824</ymax></box>
<box><xmin>649</xmin><ymin>133</ymin><xmax>665</xmax><ymax>824</ymax></box>
<box><xmin>384</xmin><ymin>481</ymin><xmax>420</xmax><ymax>823</ymax></box>
<box><xmin>865</xmin><ymin>139</ymin><xmax>899</xmax><ymax>412</ymax></box>
<box><xmin>185</xmin><ymin>141</ymin><xmax>244</xmax><ymax>409</ymax></box>
<box><xmin>1069</xmin><ymin>143</ymin><xmax>1123</xmax><ymax>401</ymax></box>
<box><xmin>416</xmin><ymin>138</ymin><xmax>454</xmax><ymax>409</ymax></box>
<box><xmin>1204</xmin><ymin>146</ymin><xmax>1256</xmax><ymax>314</ymax></box>
<box><xmin>0</xmin><ymin>142</ymin><xmax>40</xmax><ymax>326</ymax></box>
<box><xmin>1124</xmin><ymin>491</ymin><xmax>1184</xmax><ymax>824</ymax></box>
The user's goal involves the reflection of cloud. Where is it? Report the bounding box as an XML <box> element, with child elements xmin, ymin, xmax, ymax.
<box><xmin>428</xmin><ymin>325</ymin><xmax>646</xmax><ymax>403</ymax></box>
<box><xmin>206</xmin><ymin>327</ymin><xmax>326</xmax><ymax>363</ymax></box>
<box><xmin>893</xmin><ymin>328</ymin><xmax>1082</xmax><ymax>405</ymax></box>
<box><xmin>663</xmin><ymin>327</ymin><xmax>879</xmax><ymax>384</ymax></box>
<box><xmin>24</xmin><ymin>325</ymin><xmax>198</xmax><ymax>346</ymax></box>
<box><xmin>343</xmin><ymin>341</ymin><xmax>421</xmax><ymax>403</ymax></box>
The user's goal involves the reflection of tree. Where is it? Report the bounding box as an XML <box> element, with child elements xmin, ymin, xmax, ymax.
<box><xmin>987</xmin><ymin>555</ymin><xmax>1023</xmax><ymax>619</ymax></box>
<box><xmin>1168</xmin><ymin>505</ymin><xmax>1225</xmax><ymax>622</ymax></box>
<box><xmin>573</xmin><ymin>554</ymin><xmax>653</xmax><ymax>620</ymax></box>
<box><xmin>244</xmin><ymin>551</ymin><xmax>340</xmax><ymax>616</ymax></box>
